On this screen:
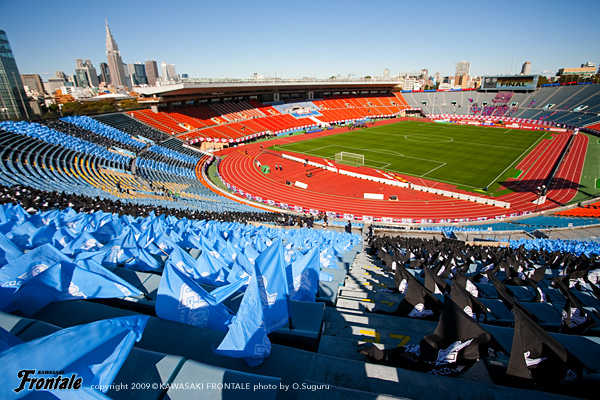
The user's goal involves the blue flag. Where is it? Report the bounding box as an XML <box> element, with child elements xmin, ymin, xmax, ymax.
<box><xmin>289</xmin><ymin>246</ymin><xmax>320</xmax><ymax>302</ymax></box>
<box><xmin>52</xmin><ymin>227</ymin><xmax>77</xmax><ymax>250</ymax></box>
<box><xmin>1</xmin><ymin>203</ymin><xmax>28</xmax><ymax>223</ymax></box>
<box><xmin>226</xmin><ymin>251</ymin><xmax>252</xmax><ymax>286</ymax></box>
<box><xmin>243</xmin><ymin>242</ymin><xmax>259</xmax><ymax>264</ymax></box>
<box><xmin>319</xmin><ymin>245</ymin><xmax>337</xmax><ymax>269</ymax></box>
<box><xmin>90</xmin><ymin>218</ymin><xmax>123</xmax><ymax>243</ymax></box>
<box><xmin>0</xmin><ymin>327</ymin><xmax>23</xmax><ymax>353</ymax></box>
<box><xmin>214</xmin><ymin>273</ymin><xmax>270</xmax><ymax>366</ymax></box>
<box><xmin>0</xmin><ymin>244</ymin><xmax>142</xmax><ymax>315</ymax></box>
<box><xmin>214</xmin><ymin>239</ymin><xmax>290</xmax><ymax>366</ymax></box>
<box><xmin>0</xmin><ymin>232</ymin><xmax>22</xmax><ymax>266</ymax></box>
<box><xmin>210</xmin><ymin>275</ymin><xmax>250</xmax><ymax>305</ymax></box>
<box><xmin>156</xmin><ymin>260</ymin><xmax>234</xmax><ymax>332</ymax></box>
<box><xmin>253</xmin><ymin>239</ymin><xmax>290</xmax><ymax>331</ymax></box>
<box><xmin>0</xmin><ymin>315</ymin><xmax>148</xmax><ymax>398</ymax></box>
<box><xmin>195</xmin><ymin>248</ymin><xmax>229</xmax><ymax>285</ymax></box>
<box><xmin>152</xmin><ymin>232</ymin><xmax>180</xmax><ymax>257</ymax></box>
<box><xmin>60</xmin><ymin>231</ymin><xmax>103</xmax><ymax>256</ymax></box>
<box><xmin>4</xmin><ymin>221</ymin><xmax>40</xmax><ymax>250</ymax></box>
<box><xmin>101</xmin><ymin>228</ymin><xmax>160</xmax><ymax>271</ymax></box>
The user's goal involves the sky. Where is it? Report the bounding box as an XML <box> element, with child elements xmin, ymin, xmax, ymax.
<box><xmin>1</xmin><ymin>0</ymin><xmax>599</xmax><ymax>81</ymax></box>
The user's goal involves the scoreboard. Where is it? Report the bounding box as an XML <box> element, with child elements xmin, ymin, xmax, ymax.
<box><xmin>481</xmin><ymin>75</ymin><xmax>538</xmax><ymax>91</ymax></box>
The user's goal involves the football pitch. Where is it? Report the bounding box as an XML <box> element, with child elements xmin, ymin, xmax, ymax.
<box><xmin>269</xmin><ymin>121</ymin><xmax>551</xmax><ymax>193</ymax></box>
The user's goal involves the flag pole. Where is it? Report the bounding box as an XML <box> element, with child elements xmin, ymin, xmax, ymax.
<box><xmin>284</xmin><ymin>256</ymin><xmax>295</xmax><ymax>330</ymax></box>
<box><xmin>287</xmin><ymin>293</ymin><xmax>295</xmax><ymax>330</ymax></box>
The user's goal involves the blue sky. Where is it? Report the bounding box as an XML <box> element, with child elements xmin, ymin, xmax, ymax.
<box><xmin>1</xmin><ymin>0</ymin><xmax>599</xmax><ymax>80</ymax></box>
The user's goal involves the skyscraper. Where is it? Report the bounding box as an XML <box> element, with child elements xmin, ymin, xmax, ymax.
<box><xmin>105</xmin><ymin>20</ymin><xmax>129</xmax><ymax>90</ymax></box>
<box><xmin>0</xmin><ymin>30</ymin><xmax>31</xmax><ymax>120</ymax></box>
<box><xmin>521</xmin><ymin>61</ymin><xmax>531</xmax><ymax>75</ymax></box>
<box><xmin>75</xmin><ymin>59</ymin><xmax>100</xmax><ymax>88</ymax></box>
<box><xmin>455</xmin><ymin>60</ymin><xmax>470</xmax><ymax>77</ymax></box>
<box><xmin>131</xmin><ymin>63</ymin><xmax>148</xmax><ymax>86</ymax></box>
<box><xmin>161</xmin><ymin>62</ymin><xmax>177</xmax><ymax>82</ymax></box>
<box><xmin>21</xmin><ymin>74</ymin><xmax>45</xmax><ymax>95</ymax></box>
<box><xmin>99</xmin><ymin>62</ymin><xmax>111</xmax><ymax>85</ymax></box>
<box><xmin>145</xmin><ymin>60</ymin><xmax>159</xmax><ymax>86</ymax></box>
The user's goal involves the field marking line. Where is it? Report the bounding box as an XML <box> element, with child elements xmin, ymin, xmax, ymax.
<box><xmin>420</xmin><ymin>162</ymin><xmax>447</xmax><ymax>178</ymax></box>
<box><xmin>310</xmin><ymin>144</ymin><xmax>335</xmax><ymax>153</ymax></box>
<box><xmin>482</xmin><ymin>133</ymin><xmax>549</xmax><ymax>190</ymax></box>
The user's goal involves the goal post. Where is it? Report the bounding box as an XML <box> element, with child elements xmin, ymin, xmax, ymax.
<box><xmin>335</xmin><ymin>151</ymin><xmax>365</xmax><ymax>167</ymax></box>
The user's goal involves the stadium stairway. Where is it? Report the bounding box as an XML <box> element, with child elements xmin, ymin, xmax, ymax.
<box><xmin>311</xmin><ymin>238</ymin><xmax>591</xmax><ymax>400</ymax></box>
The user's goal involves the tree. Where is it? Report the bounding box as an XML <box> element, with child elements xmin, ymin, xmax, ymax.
<box><xmin>537</xmin><ymin>75</ymin><xmax>550</xmax><ymax>87</ymax></box>
<box><xmin>118</xmin><ymin>99</ymin><xmax>139</xmax><ymax>111</ymax></box>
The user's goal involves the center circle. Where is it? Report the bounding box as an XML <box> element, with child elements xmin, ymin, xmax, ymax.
<box><xmin>404</xmin><ymin>134</ymin><xmax>453</xmax><ymax>143</ymax></box>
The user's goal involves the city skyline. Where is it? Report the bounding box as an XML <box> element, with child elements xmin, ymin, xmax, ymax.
<box><xmin>0</xmin><ymin>0</ymin><xmax>599</xmax><ymax>82</ymax></box>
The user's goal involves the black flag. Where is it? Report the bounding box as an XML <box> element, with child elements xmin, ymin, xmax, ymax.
<box><xmin>506</xmin><ymin>306</ymin><xmax>583</xmax><ymax>388</ymax></box>
<box><xmin>419</xmin><ymin>295</ymin><xmax>494</xmax><ymax>376</ymax></box>
<box><xmin>553</xmin><ymin>276</ymin><xmax>596</xmax><ymax>335</ymax></box>
<box><xmin>451</xmin><ymin>282</ymin><xmax>488</xmax><ymax>323</ymax></box>
<box><xmin>361</xmin><ymin>296</ymin><xmax>494</xmax><ymax>376</ymax></box>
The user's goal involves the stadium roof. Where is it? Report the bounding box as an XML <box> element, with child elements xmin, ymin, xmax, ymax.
<box><xmin>136</xmin><ymin>80</ymin><xmax>401</xmax><ymax>104</ymax></box>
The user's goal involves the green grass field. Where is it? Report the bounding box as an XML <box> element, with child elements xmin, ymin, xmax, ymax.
<box><xmin>269</xmin><ymin>121</ymin><xmax>551</xmax><ymax>194</ymax></box>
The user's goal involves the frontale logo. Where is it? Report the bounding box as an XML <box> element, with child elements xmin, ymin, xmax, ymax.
<box><xmin>13</xmin><ymin>370</ymin><xmax>82</xmax><ymax>393</ymax></box>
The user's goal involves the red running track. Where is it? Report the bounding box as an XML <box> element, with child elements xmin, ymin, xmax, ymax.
<box><xmin>217</xmin><ymin>123</ymin><xmax>587</xmax><ymax>220</ymax></box>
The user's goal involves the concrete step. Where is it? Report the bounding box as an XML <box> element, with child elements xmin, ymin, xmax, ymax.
<box><xmin>304</xmin><ymin>352</ymin><xmax>571</xmax><ymax>400</ymax></box>
<box><xmin>324</xmin><ymin>307</ymin><xmax>438</xmax><ymax>334</ymax></box>
<box><xmin>339</xmin><ymin>289</ymin><xmax>402</xmax><ymax>303</ymax></box>
<box><xmin>335</xmin><ymin>297</ymin><xmax>398</xmax><ymax>314</ymax></box>
<box><xmin>322</xmin><ymin>321</ymin><xmax>414</xmax><ymax>347</ymax></box>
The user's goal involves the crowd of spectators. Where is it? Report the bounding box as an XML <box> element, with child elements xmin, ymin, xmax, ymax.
<box><xmin>0</xmin><ymin>184</ymin><xmax>287</xmax><ymax>224</ymax></box>
<box><xmin>492</xmin><ymin>92</ymin><xmax>514</xmax><ymax>104</ymax></box>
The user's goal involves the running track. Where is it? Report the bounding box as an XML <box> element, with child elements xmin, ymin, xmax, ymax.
<box><xmin>217</xmin><ymin>122</ymin><xmax>587</xmax><ymax>220</ymax></box>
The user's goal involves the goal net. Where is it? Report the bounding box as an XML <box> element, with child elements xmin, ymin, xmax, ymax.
<box><xmin>335</xmin><ymin>151</ymin><xmax>365</xmax><ymax>167</ymax></box>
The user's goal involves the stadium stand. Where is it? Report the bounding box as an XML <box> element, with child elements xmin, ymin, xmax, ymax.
<box><xmin>3</xmin><ymin>82</ymin><xmax>600</xmax><ymax>398</ymax></box>
<box><xmin>402</xmin><ymin>84</ymin><xmax>600</xmax><ymax>127</ymax></box>
<box><xmin>127</xmin><ymin>95</ymin><xmax>410</xmax><ymax>144</ymax></box>
<box><xmin>0</xmin><ymin>115</ymin><xmax>274</xmax><ymax>215</ymax></box>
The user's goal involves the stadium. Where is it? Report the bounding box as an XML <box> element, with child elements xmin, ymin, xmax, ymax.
<box><xmin>3</xmin><ymin>46</ymin><xmax>600</xmax><ymax>400</ymax></box>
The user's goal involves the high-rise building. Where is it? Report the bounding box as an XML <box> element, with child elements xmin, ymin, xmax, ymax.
<box><xmin>127</xmin><ymin>62</ymin><xmax>148</xmax><ymax>86</ymax></box>
<box><xmin>99</xmin><ymin>62</ymin><xmax>110</xmax><ymax>85</ymax></box>
<box><xmin>145</xmin><ymin>60</ymin><xmax>159</xmax><ymax>86</ymax></box>
<box><xmin>383</xmin><ymin>68</ymin><xmax>390</xmax><ymax>80</ymax></box>
<box><xmin>75</xmin><ymin>59</ymin><xmax>89</xmax><ymax>87</ymax></box>
<box><xmin>161</xmin><ymin>62</ymin><xmax>169</xmax><ymax>81</ymax></box>
<box><xmin>521</xmin><ymin>61</ymin><xmax>531</xmax><ymax>75</ymax></box>
<box><xmin>455</xmin><ymin>60</ymin><xmax>470</xmax><ymax>77</ymax></box>
<box><xmin>21</xmin><ymin>74</ymin><xmax>45</xmax><ymax>94</ymax></box>
<box><xmin>55</xmin><ymin>70</ymin><xmax>68</xmax><ymax>80</ymax></box>
<box><xmin>75</xmin><ymin>59</ymin><xmax>100</xmax><ymax>88</ymax></box>
<box><xmin>105</xmin><ymin>20</ymin><xmax>129</xmax><ymax>90</ymax></box>
<box><xmin>133</xmin><ymin>63</ymin><xmax>148</xmax><ymax>85</ymax></box>
<box><xmin>0</xmin><ymin>30</ymin><xmax>31</xmax><ymax>120</ymax></box>
<box><xmin>161</xmin><ymin>62</ymin><xmax>177</xmax><ymax>82</ymax></box>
